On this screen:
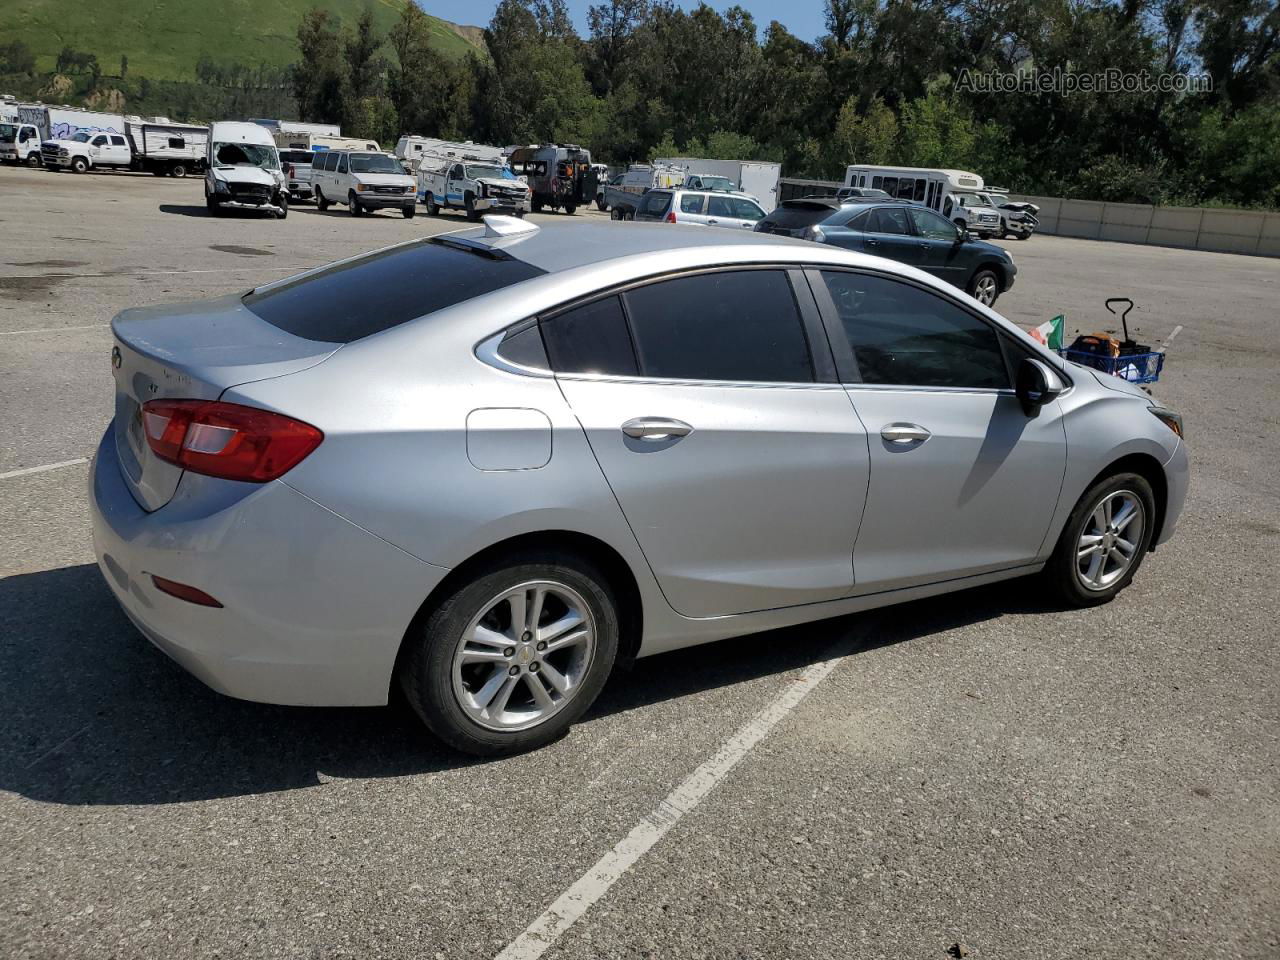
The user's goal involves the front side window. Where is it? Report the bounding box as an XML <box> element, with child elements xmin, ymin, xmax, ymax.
<box><xmin>732</xmin><ymin>198</ymin><xmax>764</xmax><ymax>220</ymax></box>
<box><xmin>624</xmin><ymin>271</ymin><xmax>813</xmax><ymax>383</ymax></box>
<box><xmin>909</xmin><ymin>208</ymin><xmax>960</xmax><ymax>242</ymax></box>
<box><xmin>541</xmin><ymin>296</ymin><xmax>638</xmax><ymax>376</ymax></box>
<box><xmin>92</xmin><ymin>135</ymin><xmax>108</xmax><ymax>146</ymax></box>
<box><xmin>336</xmin><ymin>154</ymin><xmax>349</xmax><ymax>174</ymax></box>
<box><xmin>820</xmin><ymin>271</ymin><xmax>1008</xmax><ymax>389</ymax></box>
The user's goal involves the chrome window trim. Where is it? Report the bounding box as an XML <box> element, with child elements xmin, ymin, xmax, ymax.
<box><xmin>474</xmin><ymin>330</ymin><xmax>555</xmax><ymax>379</ymax></box>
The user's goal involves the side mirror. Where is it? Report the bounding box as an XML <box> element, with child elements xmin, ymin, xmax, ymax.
<box><xmin>1016</xmin><ymin>357</ymin><xmax>1065</xmax><ymax>414</ymax></box>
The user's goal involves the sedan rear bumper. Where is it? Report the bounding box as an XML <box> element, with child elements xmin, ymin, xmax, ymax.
<box><xmin>89</xmin><ymin>427</ymin><xmax>448</xmax><ymax>706</ymax></box>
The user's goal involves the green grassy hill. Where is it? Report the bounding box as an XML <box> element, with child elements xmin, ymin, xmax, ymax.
<box><xmin>5</xmin><ymin>0</ymin><xmax>484</xmax><ymax>81</ymax></box>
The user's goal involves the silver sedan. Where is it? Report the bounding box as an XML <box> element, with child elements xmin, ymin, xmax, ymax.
<box><xmin>90</xmin><ymin>218</ymin><xmax>1188</xmax><ymax>754</ymax></box>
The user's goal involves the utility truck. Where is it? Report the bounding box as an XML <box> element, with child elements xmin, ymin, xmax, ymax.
<box><xmin>416</xmin><ymin>143</ymin><xmax>530</xmax><ymax>219</ymax></box>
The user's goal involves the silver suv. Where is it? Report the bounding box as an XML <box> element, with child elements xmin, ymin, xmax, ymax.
<box><xmin>634</xmin><ymin>188</ymin><xmax>766</xmax><ymax>230</ymax></box>
<box><xmin>91</xmin><ymin>219</ymin><xmax>1187</xmax><ymax>755</ymax></box>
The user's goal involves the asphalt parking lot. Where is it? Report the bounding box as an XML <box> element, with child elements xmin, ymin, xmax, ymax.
<box><xmin>1</xmin><ymin>164</ymin><xmax>1277</xmax><ymax>960</ymax></box>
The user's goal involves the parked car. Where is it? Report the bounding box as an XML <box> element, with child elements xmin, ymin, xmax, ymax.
<box><xmin>279</xmin><ymin>149</ymin><xmax>315</xmax><ymax>201</ymax></box>
<box><xmin>632</xmin><ymin>188</ymin><xmax>766</xmax><ymax>230</ymax></box>
<box><xmin>89</xmin><ymin>218</ymin><xmax>1188</xmax><ymax>755</ymax></box>
<box><xmin>311</xmin><ymin>149</ymin><xmax>417</xmax><ymax>218</ymax></box>
<box><xmin>756</xmin><ymin>198</ymin><xmax>1016</xmax><ymax>306</ymax></box>
<box><xmin>204</xmin><ymin>121</ymin><xmax>288</xmax><ymax>219</ymax></box>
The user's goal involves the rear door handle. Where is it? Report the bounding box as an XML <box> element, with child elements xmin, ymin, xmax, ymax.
<box><xmin>865</xmin><ymin>238</ymin><xmax>880</xmax><ymax>247</ymax></box>
<box><xmin>622</xmin><ymin>417</ymin><xmax>693</xmax><ymax>441</ymax></box>
<box><xmin>880</xmin><ymin>422</ymin><xmax>931</xmax><ymax>444</ymax></box>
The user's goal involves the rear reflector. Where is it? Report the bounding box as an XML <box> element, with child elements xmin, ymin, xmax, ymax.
<box><xmin>141</xmin><ymin>399</ymin><xmax>323</xmax><ymax>482</ymax></box>
<box><xmin>151</xmin><ymin>575</ymin><xmax>223</xmax><ymax>607</ymax></box>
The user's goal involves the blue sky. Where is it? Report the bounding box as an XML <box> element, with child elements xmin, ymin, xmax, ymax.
<box><xmin>425</xmin><ymin>1</ymin><xmax>828</xmax><ymax>42</ymax></box>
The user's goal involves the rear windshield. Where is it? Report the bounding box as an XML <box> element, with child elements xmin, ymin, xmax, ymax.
<box><xmin>279</xmin><ymin>150</ymin><xmax>314</xmax><ymax>164</ymax></box>
<box><xmin>762</xmin><ymin>202</ymin><xmax>836</xmax><ymax>228</ymax></box>
<box><xmin>243</xmin><ymin>239</ymin><xmax>546</xmax><ymax>343</ymax></box>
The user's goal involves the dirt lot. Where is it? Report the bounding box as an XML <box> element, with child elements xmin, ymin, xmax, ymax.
<box><xmin>1</xmin><ymin>164</ymin><xmax>1277</xmax><ymax>960</ymax></box>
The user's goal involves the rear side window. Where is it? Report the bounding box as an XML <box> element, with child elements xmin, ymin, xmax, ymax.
<box><xmin>870</xmin><ymin>208</ymin><xmax>910</xmax><ymax>235</ymax></box>
<box><xmin>680</xmin><ymin>194</ymin><xmax>705</xmax><ymax>214</ymax></box>
<box><xmin>541</xmin><ymin>296</ymin><xmax>638</xmax><ymax>376</ymax></box>
<box><xmin>820</xmin><ymin>271</ymin><xmax>1008</xmax><ymax>389</ymax></box>
<box><xmin>624</xmin><ymin>271</ymin><xmax>813</xmax><ymax>383</ymax></box>
<box><xmin>844</xmin><ymin>209</ymin><xmax>871</xmax><ymax>230</ymax></box>
<box><xmin>243</xmin><ymin>240</ymin><xmax>546</xmax><ymax>343</ymax></box>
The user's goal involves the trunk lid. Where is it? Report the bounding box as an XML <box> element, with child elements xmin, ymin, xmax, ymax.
<box><xmin>110</xmin><ymin>292</ymin><xmax>339</xmax><ymax>511</ymax></box>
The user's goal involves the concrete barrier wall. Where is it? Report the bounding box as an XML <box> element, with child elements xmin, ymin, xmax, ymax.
<box><xmin>1012</xmin><ymin>193</ymin><xmax>1280</xmax><ymax>258</ymax></box>
<box><xmin>776</xmin><ymin>180</ymin><xmax>1279</xmax><ymax>258</ymax></box>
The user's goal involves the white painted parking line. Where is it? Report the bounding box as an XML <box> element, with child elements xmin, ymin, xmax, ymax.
<box><xmin>493</xmin><ymin>636</ymin><xmax>858</xmax><ymax>960</ymax></box>
<box><xmin>0</xmin><ymin>323</ymin><xmax>108</xmax><ymax>336</ymax></box>
<box><xmin>0</xmin><ymin>458</ymin><xmax>90</xmax><ymax>481</ymax></box>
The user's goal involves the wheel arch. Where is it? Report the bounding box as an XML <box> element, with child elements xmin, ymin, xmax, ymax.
<box><xmin>1086</xmin><ymin>452</ymin><xmax>1169</xmax><ymax>547</ymax></box>
<box><xmin>392</xmin><ymin>529</ymin><xmax>645</xmax><ymax>694</ymax></box>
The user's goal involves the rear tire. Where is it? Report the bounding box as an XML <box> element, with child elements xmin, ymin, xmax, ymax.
<box><xmin>1044</xmin><ymin>473</ymin><xmax>1156</xmax><ymax>607</ymax></box>
<box><xmin>171</xmin><ymin>163</ymin><xmax>187</xmax><ymax>178</ymax></box>
<box><xmin>596</xmin><ymin>197</ymin><xmax>608</xmax><ymax>212</ymax></box>
<box><xmin>399</xmin><ymin>550</ymin><xmax>620</xmax><ymax>756</ymax></box>
<box><xmin>610</xmin><ymin>206</ymin><xmax>622</xmax><ymax>221</ymax></box>
<box><xmin>563</xmin><ymin>202</ymin><xmax>577</xmax><ymax>216</ymax></box>
<box><xmin>425</xmin><ymin>192</ymin><xmax>439</xmax><ymax>216</ymax></box>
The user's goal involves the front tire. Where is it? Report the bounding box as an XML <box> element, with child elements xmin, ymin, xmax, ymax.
<box><xmin>399</xmin><ymin>550</ymin><xmax>620</xmax><ymax>756</ymax></box>
<box><xmin>968</xmin><ymin>268</ymin><xmax>1000</xmax><ymax>306</ymax></box>
<box><xmin>275</xmin><ymin>193</ymin><xmax>288</xmax><ymax>219</ymax></box>
<box><xmin>316</xmin><ymin>188</ymin><xmax>330</xmax><ymax>211</ymax></box>
<box><xmin>71</xmin><ymin>157</ymin><xmax>88</xmax><ymax>174</ymax></box>
<box><xmin>1044</xmin><ymin>473</ymin><xmax>1156</xmax><ymax>607</ymax></box>
<box><xmin>402</xmin><ymin>203</ymin><xmax>415</xmax><ymax>219</ymax></box>
<box><xmin>205</xmin><ymin>194</ymin><xmax>223</xmax><ymax>216</ymax></box>
<box><xmin>596</xmin><ymin>197</ymin><xmax>608</xmax><ymax>212</ymax></box>
<box><xmin>563</xmin><ymin>202</ymin><xmax>577</xmax><ymax>216</ymax></box>
<box><xmin>465</xmin><ymin>194</ymin><xmax>480</xmax><ymax>222</ymax></box>
<box><xmin>26</xmin><ymin>153</ymin><xmax>42</xmax><ymax>168</ymax></box>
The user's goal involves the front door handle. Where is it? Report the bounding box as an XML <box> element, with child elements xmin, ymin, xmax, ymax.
<box><xmin>880</xmin><ymin>422</ymin><xmax>931</xmax><ymax>444</ymax></box>
<box><xmin>622</xmin><ymin>417</ymin><xmax>693</xmax><ymax>441</ymax></box>
<box><xmin>865</xmin><ymin>238</ymin><xmax>880</xmax><ymax>247</ymax></box>
<box><xmin>707</xmin><ymin>218</ymin><xmax>719</xmax><ymax>225</ymax></box>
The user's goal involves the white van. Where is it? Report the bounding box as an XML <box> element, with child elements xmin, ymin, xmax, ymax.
<box><xmin>206</xmin><ymin>122</ymin><xmax>288</xmax><ymax>218</ymax></box>
<box><xmin>311</xmin><ymin>149</ymin><xmax>417</xmax><ymax>218</ymax></box>
<box><xmin>843</xmin><ymin>165</ymin><xmax>1003</xmax><ymax>238</ymax></box>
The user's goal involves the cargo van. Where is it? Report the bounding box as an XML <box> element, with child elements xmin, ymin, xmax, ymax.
<box><xmin>205</xmin><ymin>121</ymin><xmax>288</xmax><ymax>218</ymax></box>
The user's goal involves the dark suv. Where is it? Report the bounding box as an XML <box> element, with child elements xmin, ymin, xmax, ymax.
<box><xmin>756</xmin><ymin>199</ymin><xmax>1016</xmax><ymax>306</ymax></box>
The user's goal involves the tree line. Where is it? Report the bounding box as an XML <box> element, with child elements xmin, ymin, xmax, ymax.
<box><xmin>292</xmin><ymin>0</ymin><xmax>1279</xmax><ymax>209</ymax></box>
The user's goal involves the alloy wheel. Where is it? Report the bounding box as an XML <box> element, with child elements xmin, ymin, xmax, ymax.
<box><xmin>1075</xmin><ymin>490</ymin><xmax>1145</xmax><ymax>591</ymax></box>
<box><xmin>974</xmin><ymin>274</ymin><xmax>998</xmax><ymax>305</ymax></box>
<box><xmin>451</xmin><ymin>580</ymin><xmax>596</xmax><ymax>732</ymax></box>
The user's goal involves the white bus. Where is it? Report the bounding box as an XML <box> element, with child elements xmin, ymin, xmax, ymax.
<box><xmin>843</xmin><ymin>165</ymin><xmax>1003</xmax><ymax>238</ymax></box>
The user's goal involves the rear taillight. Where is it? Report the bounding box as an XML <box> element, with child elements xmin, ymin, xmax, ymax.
<box><xmin>665</xmin><ymin>211</ymin><xmax>677</xmax><ymax>223</ymax></box>
<box><xmin>285</xmin><ymin>162</ymin><xmax>294</xmax><ymax>178</ymax></box>
<box><xmin>141</xmin><ymin>399</ymin><xmax>323</xmax><ymax>482</ymax></box>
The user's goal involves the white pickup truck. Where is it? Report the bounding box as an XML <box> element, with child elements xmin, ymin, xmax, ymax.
<box><xmin>0</xmin><ymin>121</ymin><xmax>42</xmax><ymax>166</ymax></box>
<box><xmin>419</xmin><ymin>158</ymin><xmax>531</xmax><ymax>220</ymax></box>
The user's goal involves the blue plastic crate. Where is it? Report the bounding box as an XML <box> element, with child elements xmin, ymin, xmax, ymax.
<box><xmin>1060</xmin><ymin>348</ymin><xmax>1164</xmax><ymax>384</ymax></box>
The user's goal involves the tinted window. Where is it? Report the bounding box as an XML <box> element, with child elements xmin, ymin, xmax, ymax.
<box><xmin>844</xmin><ymin>209</ymin><xmax>871</xmax><ymax>230</ymax></box>
<box><xmin>279</xmin><ymin>150</ymin><xmax>315</xmax><ymax>164</ymax></box>
<box><xmin>870</xmin><ymin>208</ymin><xmax>910</xmax><ymax>235</ymax></box>
<box><xmin>637</xmin><ymin>191</ymin><xmax>672</xmax><ymax>218</ymax></box>
<box><xmin>820</xmin><ymin>272</ymin><xmax>1008</xmax><ymax>389</ymax></box>
<box><xmin>541</xmin><ymin>296</ymin><xmax>638</xmax><ymax>376</ymax></box>
<box><xmin>168</xmin><ymin>137</ymin><xmax>186</xmax><ymax>149</ymax></box>
<box><xmin>707</xmin><ymin>196</ymin><xmax>734</xmax><ymax>217</ymax></box>
<box><xmin>624</xmin><ymin>271</ymin><xmax>812</xmax><ymax>383</ymax></box>
<box><xmin>496</xmin><ymin>324</ymin><xmax>549</xmax><ymax>370</ymax></box>
<box><xmin>763</xmin><ymin>202</ymin><xmax>835</xmax><ymax>229</ymax></box>
<box><xmin>243</xmin><ymin>240</ymin><xmax>546</xmax><ymax>343</ymax></box>
<box><xmin>909</xmin><ymin>208</ymin><xmax>959</xmax><ymax>241</ymax></box>
<box><xmin>680</xmin><ymin>193</ymin><xmax>705</xmax><ymax>214</ymax></box>
<box><xmin>733</xmin><ymin>198</ymin><xmax>764</xmax><ymax>220</ymax></box>
<box><xmin>93</xmin><ymin>136</ymin><xmax>108</xmax><ymax>146</ymax></box>
<box><xmin>111</xmin><ymin>135</ymin><xmax>127</xmax><ymax>146</ymax></box>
